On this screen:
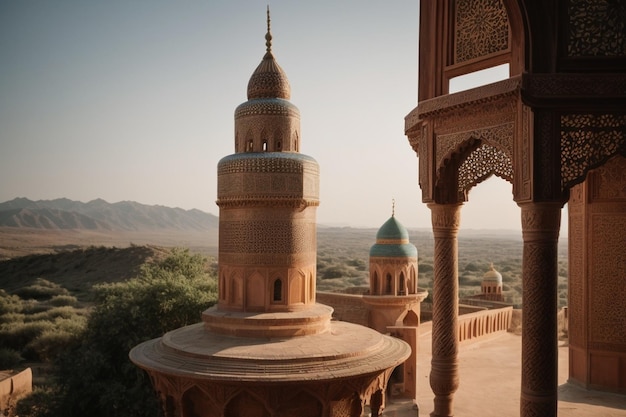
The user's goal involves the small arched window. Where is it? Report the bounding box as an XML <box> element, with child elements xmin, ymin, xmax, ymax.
<box><xmin>248</xmin><ymin>139</ymin><xmax>253</xmax><ymax>151</ymax></box>
<box><xmin>277</xmin><ymin>141</ymin><xmax>282</xmax><ymax>150</ymax></box>
<box><xmin>273</xmin><ymin>279</ymin><xmax>282</xmax><ymax>302</ymax></box>
<box><xmin>399</xmin><ymin>273</ymin><xmax>406</xmax><ymax>295</ymax></box>
<box><xmin>385</xmin><ymin>274</ymin><xmax>392</xmax><ymax>295</ymax></box>
<box><xmin>372</xmin><ymin>271</ymin><xmax>379</xmax><ymax>295</ymax></box>
<box><xmin>262</xmin><ymin>140</ymin><xmax>268</xmax><ymax>151</ymax></box>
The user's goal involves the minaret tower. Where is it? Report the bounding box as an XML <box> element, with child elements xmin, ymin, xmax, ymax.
<box><xmin>213</xmin><ymin>9</ymin><xmax>319</xmax><ymax>320</ymax></box>
<box><xmin>130</xmin><ymin>11</ymin><xmax>410</xmax><ymax>416</ymax></box>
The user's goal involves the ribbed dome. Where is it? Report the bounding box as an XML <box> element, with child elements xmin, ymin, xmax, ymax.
<box><xmin>247</xmin><ymin>53</ymin><xmax>291</xmax><ymax>99</ymax></box>
<box><xmin>483</xmin><ymin>264</ymin><xmax>503</xmax><ymax>284</ymax></box>
<box><xmin>375</xmin><ymin>216</ymin><xmax>409</xmax><ymax>241</ymax></box>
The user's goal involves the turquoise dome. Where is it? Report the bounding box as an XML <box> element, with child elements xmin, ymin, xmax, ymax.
<box><xmin>375</xmin><ymin>216</ymin><xmax>409</xmax><ymax>241</ymax></box>
<box><xmin>369</xmin><ymin>216</ymin><xmax>417</xmax><ymax>258</ymax></box>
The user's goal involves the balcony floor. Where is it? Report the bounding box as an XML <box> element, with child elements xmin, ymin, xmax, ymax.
<box><xmin>384</xmin><ymin>326</ymin><xmax>626</xmax><ymax>416</ymax></box>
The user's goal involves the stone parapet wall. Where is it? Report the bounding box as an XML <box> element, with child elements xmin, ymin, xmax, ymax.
<box><xmin>0</xmin><ymin>368</ymin><xmax>32</xmax><ymax>415</ymax></box>
<box><xmin>316</xmin><ymin>292</ymin><xmax>369</xmax><ymax>327</ymax></box>
<box><xmin>457</xmin><ymin>307</ymin><xmax>513</xmax><ymax>343</ymax></box>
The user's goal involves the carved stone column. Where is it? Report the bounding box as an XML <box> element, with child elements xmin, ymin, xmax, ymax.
<box><xmin>428</xmin><ymin>203</ymin><xmax>462</xmax><ymax>417</ymax></box>
<box><xmin>519</xmin><ymin>202</ymin><xmax>562</xmax><ymax>417</ymax></box>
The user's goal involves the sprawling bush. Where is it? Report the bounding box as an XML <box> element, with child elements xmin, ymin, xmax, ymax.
<box><xmin>13</xmin><ymin>278</ymin><xmax>70</xmax><ymax>301</ymax></box>
<box><xmin>0</xmin><ymin>347</ymin><xmax>22</xmax><ymax>369</ymax></box>
<box><xmin>47</xmin><ymin>294</ymin><xmax>78</xmax><ymax>307</ymax></box>
<box><xmin>0</xmin><ymin>321</ymin><xmax>55</xmax><ymax>353</ymax></box>
<box><xmin>0</xmin><ymin>290</ymin><xmax>22</xmax><ymax>315</ymax></box>
<box><xmin>14</xmin><ymin>387</ymin><xmax>59</xmax><ymax>417</ymax></box>
<box><xmin>43</xmin><ymin>248</ymin><xmax>218</xmax><ymax>417</ymax></box>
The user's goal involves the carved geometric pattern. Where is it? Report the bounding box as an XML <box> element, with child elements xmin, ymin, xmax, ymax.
<box><xmin>219</xmin><ymin>155</ymin><xmax>316</xmax><ymax>175</ymax></box>
<box><xmin>436</xmin><ymin>122</ymin><xmax>514</xmax><ymax>171</ymax></box>
<box><xmin>592</xmin><ymin>155</ymin><xmax>626</xmax><ymax>200</ymax></box>
<box><xmin>236</xmin><ymin>99</ymin><xmax>300</xmax><ymax>119</ymax></box>
<box><xmin>520</xmin><ymin>204</ymin><xmax>561</xmax><ymax>416</ymax></box>
<box><xmin>247</xmin><ymin>57</ymin><xmax>290</xmax><ymax>100</ymax></box>
<box><xmin>419</xmin><ymin>126</ymin><xmax>429</xmax><ymax>198</ymax></box>
<box><xmin>567</xmin><ymin>0</ymin><xmax>626</xmax><ymax>57</ymax></box>
<box><xmin>458</xmin><ymin>143</ymin><xmax>513</xmax><ymax>193</ymax></box>
<box><xmin>521</xmin><ymin>242</ymin><xmax>558</xmax><ymax>399</ymax></box>
<box><xmin>560</xmin><ymin>113</ymin><xmax>626</xmax><ymax>189</ymax></box>
<box><xmin>567</xmin><ymin>198</ymin><xmax>584</xmax><ymax>347</ymax></box>
<box><xmin>454</xmin><ymin>0</ymin><xmax>509</xmax><ymax>63</ymax></box>
<box><xmin>220</xmin><ymin>220</ymin><xmax>315</xmax><ymax>254</ymax></box>
<box><xmin>429</xmin><ymin>204</ymin><xmax>460</xmax><ymax>410</ymax></box>
<box><xmin>590</xmin><ymin>215</ymin><xmax>626</xmax><ymax>344</ymax></box>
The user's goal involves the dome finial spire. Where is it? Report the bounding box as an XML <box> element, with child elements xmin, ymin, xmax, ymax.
<box><xmin>265</xmin><ymin>5</ymin><xmax>272</xmax><ymax>53</ymax></box>
<box><xmin>392</xmin><ymin>199</ymin><xmax>396</xmax><ymax>217</ymax></box>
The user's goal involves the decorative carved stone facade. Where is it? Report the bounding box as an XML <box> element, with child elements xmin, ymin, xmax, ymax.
<box><xmin>406</xmin><ymin>1</ymin><xmax>626</xmax><ymax>416</ymax></box>
<box><xmin>568</xmin><ymin>156</ymin><xmax>626</xmax><ymax>392</ymax></box>
<box><xmin>131</xmin><ymin>10</ymin><xmax>410</xmax><ymax>417</ymax></box>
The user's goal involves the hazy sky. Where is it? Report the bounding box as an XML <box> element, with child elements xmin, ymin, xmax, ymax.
<box><xmin>0</xmin><ymin>1</ymin><xmax>563</xmax><ymax>231</ymax></box>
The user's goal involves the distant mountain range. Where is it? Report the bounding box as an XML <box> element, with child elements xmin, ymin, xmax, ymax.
<box><xmin>0</xmin><ymin>198</ymin><xmax>218</xmax><ymax>231</ymax></box>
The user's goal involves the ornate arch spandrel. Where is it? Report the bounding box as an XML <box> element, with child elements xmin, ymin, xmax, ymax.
<box><xmin>458</xmin><ymin>143</ymin><xmax>513</xmax><ymax>192</ymax></box>
<box><xmin>560</xmin><ymin>113</ymin><xmax>626</xmax><ymax>191</ymax></box>
<box><xmin>434</xmin><ymin>129</ymin><xmax>514</xmax><ymax>204</ymax></box>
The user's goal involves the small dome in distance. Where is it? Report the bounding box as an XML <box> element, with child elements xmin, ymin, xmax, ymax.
<box><xmin>483</xmin><ymin>263</ymin><xmax>503</xmax><ymax>284</ymax></box>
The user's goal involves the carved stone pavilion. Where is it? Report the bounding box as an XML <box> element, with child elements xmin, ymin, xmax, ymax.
<box><xmin>130</xmin><ymin>11</ymin><xmax>410</xmax><ymax>417</ymax></box>
<box><xmin>404</xmin><ymin>1</ymin><xmax>626</xmax><ymax>417</ymax></box>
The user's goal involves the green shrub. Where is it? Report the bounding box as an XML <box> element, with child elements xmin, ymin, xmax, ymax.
<box><xmin>0</xmin><ymin>347</ymin><xmax>23</xmax><ymax>369</ymax></box>
<box><xmin>26</xmin><ymin>328</ymin><xmax>84</xmax><ymax>362</ymax></box>
<box><xmin>13</xmin><ymin>278</ymin><xmax>69</xmax><ymax>301</ymax></box>
<box><xmin>53</xmin><ymin>248</ymin><xmax>218</xmax><ymax>417</ymax></box>
<box><xmin>0</xmin><ymin>320</ymin><xmax>55</xmax><ymax>352</ymax></box>
<box><xmin>0</xmin><ymin>312</ymin><xmax>26</xmax><ymax>324</ymax></box>
<box><xmin>25</xmin><ymin>306</ymin><xmax>78</xmax><ymax>322</ymax></box>
<box><xmin>322</xmin><ymin>265</ymin><xmax>351</xmax><ymax>279</ymax></box>
<box><xmin>15</xmin><ymin>386</ymin><xmax>60</xmax><ymax>417</ymax></box>
<box><xmin>20</xmin><ymin>300</ymin><xmax>51</xmax><ymax>314</ymax></box>
<box><xmin>0</xmin><ymin>290</ymin><xmax>22</xmax><ymax>315</ymax></box>
<box><xmin>48</xmin><ymin>295</ymin><xmax>78</xmax><ymax>307</ymax></box>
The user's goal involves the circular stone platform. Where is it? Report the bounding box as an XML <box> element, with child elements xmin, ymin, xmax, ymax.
<box><xmin>130</xmin><ymin>317</ymin><xmax>410</xmax><ymax>383</ymax></box>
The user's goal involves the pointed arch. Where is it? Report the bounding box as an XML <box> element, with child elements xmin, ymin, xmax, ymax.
<box><xmin>273</xmin><ymin>128</ymin><xmax>283</xmax><ymax>152</ymax></box>
<box><xmin>372</xmin><ymin>270</ymin><xmax>379</xmax><ymax>295</ymax></box>
<box><xmin>276</xmin><ymin>390</ymin><xmax>323</xmax><ymax>417</ymax></box>
<box><xmin>435</xmin><ymin>134</ymin><xmax>514</xmax><ymax>204</ymax></box>
<box><xmin>224</xmin><ymin>391</ymin><xmax>270</xmax><ymax>417</ymax></box>
<box><xmin>246</xmin><ymin>272</ymin><xmax>265</xmax><ymax>309</ymax></box>
<box><xmin>272</xmin><ymin>277</ymin><xmax>283</xmax><ymax>302</ymax></box>
<box><xmin>402</xmin><ymin>310</ymin><xmax>419</xmax><ymax>327</ymax></box>
<box><xmin>182</xmin><ymin>386</ymin><xmax>216</xmax><ymax>417</ymax></box>
<box><xmin>385</xmin><ymin>273</ymin><xmax>393</xmax><ymax>295</ymax></box>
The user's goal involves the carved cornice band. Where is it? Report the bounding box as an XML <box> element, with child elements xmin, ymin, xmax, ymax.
<box><xmin>522</xmin><ymin>73</ymin><xmax>626</xmax><ymax>109</ymax></box>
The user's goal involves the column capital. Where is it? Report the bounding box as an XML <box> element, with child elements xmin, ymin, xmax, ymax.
<box><xmin>428</xmin><ymin>203</ymin><xmax>462</xmax><ymax>235</ymax></box>
<box><xmin>517</xmin><ymin>202</ymin><xmax>563</xmax><ymax>241</ymax></box>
